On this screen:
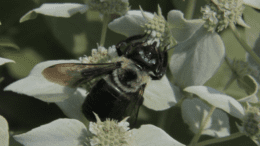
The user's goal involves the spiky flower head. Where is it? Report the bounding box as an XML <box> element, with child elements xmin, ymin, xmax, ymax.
<box><xmin>140</xmin><ymin>5</ymin><xmax>177</xmax><ymax>48</ymax></box>
<box><xmin>88</xmin><ymin>113</ymin><xmax>134</xmax><ymax>146</ymax></box>
<box><xmin>236</xmin><ymin>104</ymin><xmax>260</xmax><ymax>145</ymax></box>
<box><xmin>79</xmin><ymin>45</ymin><xmax>118</xmax><ymax>64</ymax></box>
<box><xmin>87</xmin><ymin>0</ymin><xmax>130</xmax><ymax>16</ymax></box>
<box><xmin>242</xmin><ymin>106</ymin><xmax>260</xmax><ymax>137</ymax></box>
<box><xmin>79</xmin><ymin>45</ymin><xmax>118</xmax><ymax>90</ymax></box>
<box><xmin>201</xmin><ymin>0</ymin><xmax>245</xmax><ymax>32</ymax></box>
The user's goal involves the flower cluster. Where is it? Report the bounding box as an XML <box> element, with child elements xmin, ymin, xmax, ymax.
<box><xmin>202</xmin><ymin>0</ymin><xmax>246</xmax><ymax>32</ymax></box>
<box><xmin>2</xmin><ymin>0</ymin><xmax>260</xmax><ymax>146</ymax></box>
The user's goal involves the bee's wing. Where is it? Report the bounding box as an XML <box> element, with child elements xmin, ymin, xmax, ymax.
<box><xmin>42</xmin><ymin>62</ymin><xmax>121</xmax><ymax>87</ymax></box>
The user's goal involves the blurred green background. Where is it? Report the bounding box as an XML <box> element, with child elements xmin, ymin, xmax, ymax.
<box><xmin>0</xmin><ymin>0</ymin><xmax>259</xmax><ymax>145</ymax></box>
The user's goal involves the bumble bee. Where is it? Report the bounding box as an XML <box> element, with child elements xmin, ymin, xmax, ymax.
<box><xmin>42</xmin><ymin>34</ymin><xmax>169</xmax><ymax>125</ymax></box>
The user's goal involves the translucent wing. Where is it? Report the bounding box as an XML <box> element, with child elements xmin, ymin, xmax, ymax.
<box><xmin>42</xmin><ymin>62</ymin><xmax>121</xmax><ymax>87</ymax></box>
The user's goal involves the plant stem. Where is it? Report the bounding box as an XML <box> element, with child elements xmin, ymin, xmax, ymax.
<box><xmin>229</xmin><ymin>23</ymin><xmax>260</xmax><ymax>66</ymax></box>
<box><xmin>189</xmin><ymin>106</ymin><xmax>216</xmax><ymax>146</ymax></box>
<box><xmin>195</xmin><ymin>132</ymin><xmax>245</xmax><ymax>146</ymax></box>
<box><xmin>100</xmin><ymin>14</ymin><xmax>110</xmax><ymax>46</ymax></box>
<box><xmin>184</xmin><ymin>0</ymin><xmax>197</xmax><ymax>19</ymax></box>
<box><xmin>222</xmin><ymin>56</ymin><xmax>237</xmax><ymax>92</ymax></box>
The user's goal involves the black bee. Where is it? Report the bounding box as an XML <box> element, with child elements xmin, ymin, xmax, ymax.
<box><xmin>42</xmin><ymin>34</ymin><xmax>168</xmax><ymax>125</ymax></box>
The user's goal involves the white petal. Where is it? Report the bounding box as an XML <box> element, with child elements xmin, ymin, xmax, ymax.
<box><xmin>237</xmin><ymin>17</ymin><xmax>250</xmax><ymax>28</ymax></box>
<box><xmin>20</xmin><ymin>3</ymin><xmax>88</xmax><ymax>22</ymax></box>
<box><xmin>108</xmin><ymin>10</ymin><xmax>154</xmax><ymax>37</ymax></box>
<box><xmin>170</xmin><ymin>26</ymin><xmax>225</xmax><ymax>89</ymax></box>
<box><xmin>182</xmin><ymin>98</ymin><xmax>230</xmax><ymax>137</ymax></box>
<box><xmin>4</xmin><ymin>60</ymin><xmax>81</xmax><ymax>102</ymax></box>
<box><xmin>143</xmin><ymin>76</ymin><xmax>179</xmax><ymax>110</ymax></box>
<box><xmin>14</xmin><ymin>119</ymin><xmax>90</xmax><ymax>146</ymax></box>
<box><xmin>132</xmin><ymin>124</ymin><xmax>185</xmax><ymax>146</ymax></box>
<box><xmin>56</xmin><ymin>88</ymin><xmax>88</xmax><ymax>123</ymax></box>
<box><xmin>0</xmin><ymin>116</ymin><xmax>9</xmax><ymax>146</ymax></box>
<box><xmin>243</xmin><ymin>0</ymin><xmax>260</xmax><ymax>9</ymax></box>
<box><xmin>0</xmin><ymin>57</ymin><xmax>15</xmax><ymax>65</ymax></box>
<box><xmin>167</xmin><ymin>10</ymin><xmax>205</xmax><ymax>43</ymax></box>
<box><xmin>184</xmin><ymin>86</ymin><xmax>245</xmax><ymax>119</ymax></box>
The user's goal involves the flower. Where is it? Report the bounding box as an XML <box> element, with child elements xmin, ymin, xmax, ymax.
<box><xmin>181</xmin><ymin>86</ymin><xmax>246</xmax><ymax>138</ymax></box>
<box><xmin>4</xmin><ymin>45</ymin><xmax>177</xmax><ymax>123</ymax></box>
<box><xmin>236</xmin><ymin>103</ymin><xmax>260</xmax><ymax>145</ymax></box>
<box><xmin>19</xmin><ymin>0</ymin><xmax>130</xmax><ymax>23</ymax></box>
<box><xmin>0</xmin><ymin>115</ymin><xmax>9</xmax><ymax>146</ymax></box>
<box><xmin>13</xmin><ymin>114</ymin><xmax>185</xmax><ymax>146</ymax></box>
<box><xmin>182</xmin><ymin>86</ymin><xmax>260</xmax><ymax>145</ymax></box>
<box><xmin>201</xmin><ymin>0</ymin><xmax>260</xmax><ymax>32</ymax></box>
<box><xmin>108</xmin><ymin>7</ymin><xmax>225</xmax><ymax>90</ymax></box>
<box><xmin>109</xmin><ymin>9</ymin><xmax>226</xmax><ymax>137</ymax></box>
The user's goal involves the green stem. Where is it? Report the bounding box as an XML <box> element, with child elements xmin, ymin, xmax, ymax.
<box><xmin>158</xmin><ymin>110</ymin><xmax>169</xmax><ymax>129</ymax></box>
<box><xmin>184</xmin><ymin>0</ymin><xmax>197</xmax><ymax>19</ymax></box>
<box><xmin>229</xmin><ymin>23</ymin><xmax>260</xmax><ymax>66</ymax></box>
<box><xmin>222</xmin><ymin>56</ymin><xmax>237</xmax><ymax>92</ymax></box>
<box><xmin>195</xmin><ymin>132</ymin><xmax>245</xmax><ymax>146</ymax></box>
<box><xmin>189</xmin><ymin>106</ymin><xmax>216</xmax><ymax>146</ymax></box>
<box><xmin>100</xmin><ymin>14</ymin><xmax>110</xmax><ymax>46</ymax></box>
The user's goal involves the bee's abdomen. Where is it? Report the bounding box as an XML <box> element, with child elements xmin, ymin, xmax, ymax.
<box><xmin>82</xmin><ymin>79</ymin><xmax>129</xmax><ymax>122</ymax></box>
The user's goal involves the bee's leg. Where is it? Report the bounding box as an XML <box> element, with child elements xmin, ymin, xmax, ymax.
<box><xmin>150</xmin><ymin>47</ymin><xmax>168</xmax><ymax>80</ymax></box>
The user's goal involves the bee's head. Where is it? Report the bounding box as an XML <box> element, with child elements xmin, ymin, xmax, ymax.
<box><xmin>126</xmin><ymin>41</ymin><xmax>168</xmax><ymax>80</ymax></box>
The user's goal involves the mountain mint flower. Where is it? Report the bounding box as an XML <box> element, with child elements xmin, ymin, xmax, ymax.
<box><xmin>4</xmin><ymin>45</ymin><xmax>177</xmax><ymax>123</ymax></box>
<box><xmin>13</xmin><ymin>114</ymin><xmax>185</xmax><ymax>146</ymax></box>
<box><xmin>182</xmin><ymin>86</ymin><xmax>245</xmax><ymax>138</ymax></box>
<box><xmin>89</xmin><ymin>113</ymin><xmax>133</xmax><ymax>145</ymax></box>
<box><xmin>181</xmin><ymin>98</ymin><xmax>230</xmax><ymax>137</ymax></box>
<box><xmin>0</xmin><ymin>115</ymin><xmax>9</xmax><ymax>146</ymax></box>
<box><xmin>20</xmin><ymin>0</ymin><xmax>130</xmax><ymax>22</ymax></box>
<box><xmin>109</xmin><ymin>8</ymin><xmax>225</xmax><ymax>90</ymax></box>
<box><xmin>237</xmin><ymin>104</ymin><xmax>260</xmax><ymax>145</ymax></box>
<box><xmin>139</xmin><ymin>6</ymin><xmax>175</xmax><ymax>47</ymax></box>
<box><xmin>201</xmin><ymin>0</ymin><xmax>260</xmax><ymax>32</ymax></box>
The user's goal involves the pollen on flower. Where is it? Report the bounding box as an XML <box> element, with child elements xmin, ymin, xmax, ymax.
<box><xmin>201</xmin><ymin>0</ymin><xmax>245</xmax><ymax>32</ymax></box>
<box><xmin>242</xmin><ymin>107</ymin><xmax>260</xmax><ymax>137</ymax></box>
<box><xmin>87</xmin><ymin>0</ymin><xmax>130</xmax><ymax>16</ymax></box>
<box><xmin>140</xmin><ymin>5</ymin><xmax>176</xmax><ymax>48</ymax></box>
<box><xmin>79</xmin><ymin>45</ymin><xmax>118</xmax><ymax>64</ymax></box>
<box><xmin>88</xmin><ymin>113</ymin><xmax>134</xmax><ymax>146</ymax></box>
